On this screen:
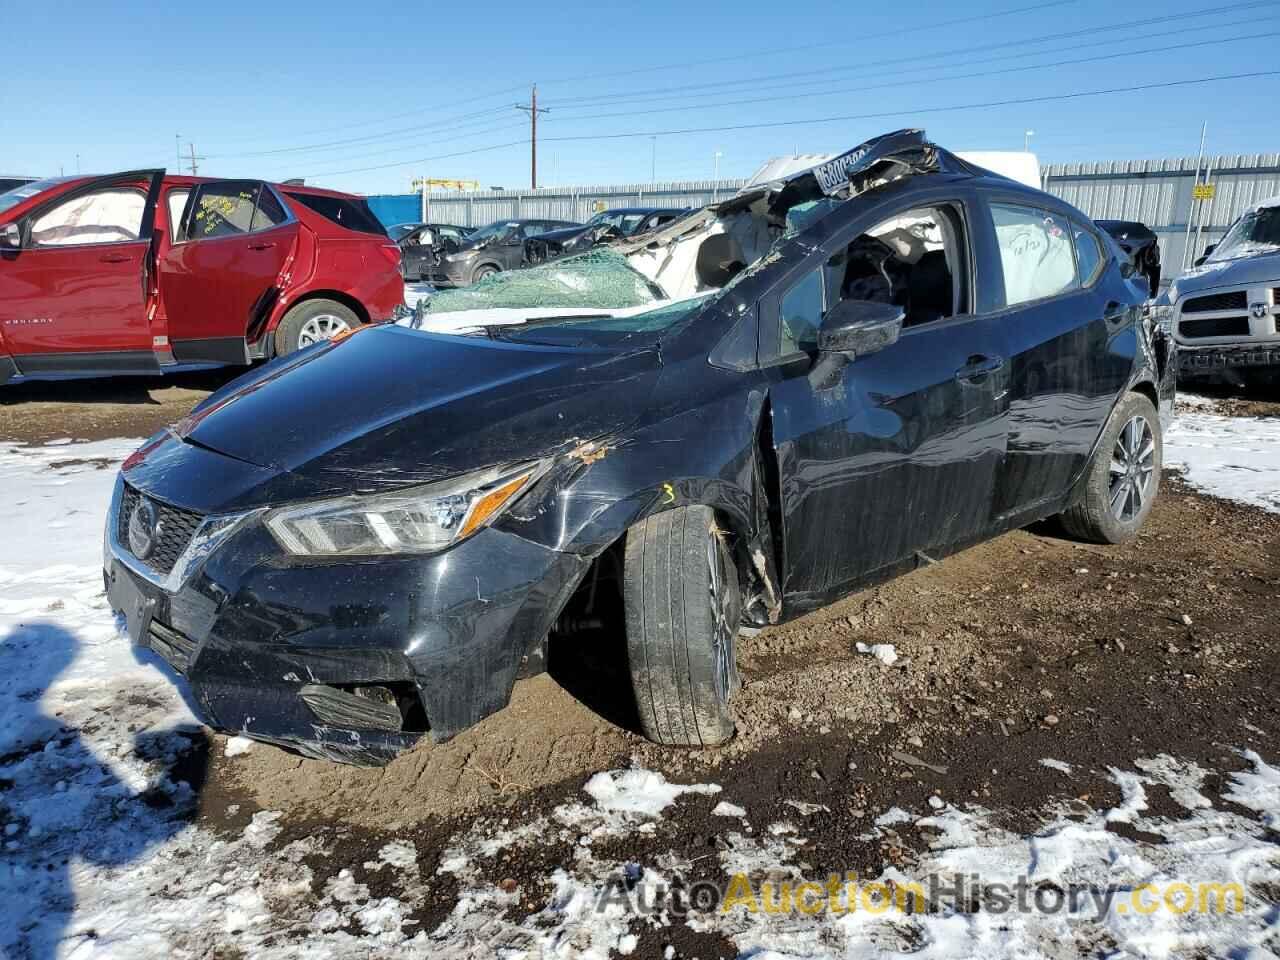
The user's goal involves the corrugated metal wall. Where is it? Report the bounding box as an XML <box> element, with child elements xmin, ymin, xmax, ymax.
<box><xmin>368</xmin><ymin>153</ymin><xmax>1280</xmax><ymax>280</ymax></box>
<box><xmin>1042</xmin><ymin>154</ymin><xmax>1280</xmax><ymax>275</ymax></box>
<box><xmin>367</xmin><ymin>178</ymin><xmax>748</xmax><ymax>230</ymax></box>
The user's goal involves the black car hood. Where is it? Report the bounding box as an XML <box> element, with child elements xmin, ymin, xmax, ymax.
<box><xmin>173</xmin><ymin>325</ymin><xmax>662</xmax><ymax>506</ymax></box>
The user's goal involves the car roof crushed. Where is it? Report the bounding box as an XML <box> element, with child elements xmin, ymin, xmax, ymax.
<box><xmin>414</xmin><ymin>129</ymin><xmax>980</xmax><ymax>322</ymax></box>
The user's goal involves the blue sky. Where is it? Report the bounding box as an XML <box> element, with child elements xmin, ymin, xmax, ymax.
<box><xmin>4</xmin><ymin>0</ymin><xmax>1277</xmax><ymax>195</ymax></box>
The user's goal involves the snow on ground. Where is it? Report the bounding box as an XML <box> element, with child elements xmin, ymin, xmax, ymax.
<box><xmin>1166</xmin><ymin>396</ymin><xmax>1280</xmax><ymax>513</ymax></box>
<box><xmin>2</xmin><ymin>401</ymin><xmax>1280</xmax><ymax>957</ymax></box>
<box><xmin>403</xmin><ymin>282</ymin><xmax>434</xmax><ymax>309</ymax></box>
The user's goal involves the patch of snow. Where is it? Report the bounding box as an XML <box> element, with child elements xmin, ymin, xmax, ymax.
<box><xmin>583</xmin><ymin>769</ymin><xmax>720</xmax><ymax>816</ymax></box>
<box><xmin>854</xmin><ymin>640</ymin><xmax>899</xmax><ymax>665</ymax></box>
<box><xmin>1165</xmin><ymin>410</ymin><xmax>1280</xmax><ymax>513</ymax></box>
<box><xmin>1040</xmin><ymin>758</ymin><xmax>1074</xmax><ymax>774</ymax></box>
<box><xmin>223</xmin><ymin>735</ymin><xmax>254</xmax><ymax>757</ymax></box>
<box><xmin>875</xmin><ymin>806</ymin><xmax>914</xmax><ymax>826</ymax></box>
<box><xmin>712</xmin><ymin>801</ymin><xmax>747</xmax><ymax>818</ymax></box>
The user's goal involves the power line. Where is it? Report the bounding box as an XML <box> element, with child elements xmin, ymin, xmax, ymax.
<box><xmin>210</xmin><ymin>0</ymin><xmax>1074</xmax><ymax>155</ymax></box>
<box><xmin>536</xmin><ymin>0</ymin><xmax>1080</xmax><ymax>88</ymax></box>
<box><xmin>546</xmin><ymin>0</ymin><xmax>1278</xmax><ymax>109</ymax></box>
<box><xmin>303</xmin><ymin>70</ymin><xmax>1279</xmax><ymax>179</ymax></box>
<box><xmin>214</xmin><ymin>0</ymin><xmax>1275</xmax><ymax>171</ymax></box>
<box><xmin>287</xmin><ymin>16</ymin><xmax>1271</xmax><ymax>174</ymax></box>
<box><xmin>541</xmin><ymin>29</ymin><xmax>1280</xmax><ymax>127</ymax></box>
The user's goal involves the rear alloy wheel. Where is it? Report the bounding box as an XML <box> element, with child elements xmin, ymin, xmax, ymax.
<box><xmin>1059</xmin><ymin>391</ymin><xmax>1162</xmax><ymax>543</ymax></box>
<box><xmin>274</xmin><ymin>299</ymin><xmax>360</xmax><ymax>356</ymax></box>
<box><xmin>622</xmin><ymin>505</ymin><xmax>741</xmax><ymax>747</ymax></box>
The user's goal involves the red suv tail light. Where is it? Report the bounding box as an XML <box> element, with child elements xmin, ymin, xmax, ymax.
<box><xmin>377</xmin><ymin>243</ymin><xmax>401</xmax><ymax>268</ymax></box>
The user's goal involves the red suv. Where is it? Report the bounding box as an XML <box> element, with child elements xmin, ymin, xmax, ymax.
<box><xmin>0</xmin><ymin>170</ymin><xmax>404</xmax><ymax>383</ymax></box>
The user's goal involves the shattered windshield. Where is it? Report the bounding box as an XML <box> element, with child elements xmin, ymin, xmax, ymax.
<box><xmin>424</xmin><ymin>249</ymin><xmax>666</xmax><ymax>313</ymax></box>
<box><xmin>492</xmin><ymin>294</ymin><xmax>715</xmax><ymax>347</ymax></box>
<box><xmin>1208</xmin><ymin>206</ymin><xmax>1280</xmax><ymax>261</ymax></box>
<box><xmin>465</xmin><ymin>221</ymin><xmax>519</xmax><ymax>245</ymax></box>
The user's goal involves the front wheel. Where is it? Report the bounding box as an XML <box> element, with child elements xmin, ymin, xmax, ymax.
<box><xmin>274</xmin><ymin>299</ymin><xmax>360</xmax><ymax>356</ymax></box>
<box><xmin>622</xmin><ymin>505</ymin><xmax>741</xmax><ymax>747</ymax></box>
<box><xmin>1058</xmin><ymin>391</ymin><xmax>1162</xmax><ymax>543</ymax></box>
<box><xmin>471</xmin><ymin>264</ymin><xmax>499</xmax><ymax>284</ymax></box>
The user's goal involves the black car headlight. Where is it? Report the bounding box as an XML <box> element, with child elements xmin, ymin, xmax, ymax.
<box><xmin>265</xmin><ymin>462</ymin><xmax>546</xmax><ymax>557</ymax></box>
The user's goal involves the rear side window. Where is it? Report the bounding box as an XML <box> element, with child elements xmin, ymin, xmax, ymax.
<box><xmin>1072</xmin><ymin>223</ymin><xmax>1104</xmax><ymax>286</ymax></box>
<box><xmin>990</xmin><ymin>203</ymin><xmax>1078</xmax><ymax>307</ymax></box>
<box><xmin>29</xmin><ymin>188</ymin><xmax>145</xmax><ymax>246</ymax></box>
<box><xmin>190</xmin><ymin>182</ymin><xmax>259</xmax><ymax>239</ymax></box>
<box><xmin>252</xmin><ymin>187</ymin><xmax>289</xmax><ymax>230</ymax></box>
<box><xmin>286</xmin><ymin>192</ymin><xmax>385</xmax><ymax>236</ymax></box>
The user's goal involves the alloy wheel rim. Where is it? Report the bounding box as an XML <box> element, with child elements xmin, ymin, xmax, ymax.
<box><xmin>297</xmin><ymin>314</ymin><xmax>351</xmax><ymax>347</ymax></box>
<box><xmin>1108</xmin><ymin>414</ymin><xmax>1156</xmax><ymax>522</ymax></box>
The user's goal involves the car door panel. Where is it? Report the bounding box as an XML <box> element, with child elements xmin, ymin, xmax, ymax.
<box><xmin>768</xmin><ymin>313</ymin><xmax>1009</xmax><ymax>605</ymax></box>
<box><xmin>973</xmin><ymin>198</ymin><xmax>1132</xmax><ymax>522</ymax></box>
<box><xmin>1</xmin><ymin>171</ymin><xmax>163</xmax><ymax>371</ymax></box>
<box><xmin>159</xmin><ymin>181</ymin><xmax>297</xmax><ymax>364</ymax></box>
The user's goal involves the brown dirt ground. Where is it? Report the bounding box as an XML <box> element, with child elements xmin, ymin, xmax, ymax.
<box><xmin>5</xmin><ymin>377</ymin><xmax>1278</xmax><ymax>959</ymax></box>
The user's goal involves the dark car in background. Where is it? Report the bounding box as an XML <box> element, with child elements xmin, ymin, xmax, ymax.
<box><xmin>423</xmin><ymin>218</ymin><xmax>578</xmax><ymax>287</ymax></box>
<box><xmin>103</xmin><ymin>130</ymin><xmax>1173</xmax><ymax>765</ymax></box>
<box><xmin>1097</xmin><ymin>220</ymin><xmax>1161</xmax><ymax>296</ymax></box>
<box><xmin>524</xmin><ymin>207</ymin><xmax>687</xmax><ymax>265</ymax></box>
<box><xmin>396</xmin><ymin>222</ymin><xmax>474</xmax><ymax>281</ymax></box>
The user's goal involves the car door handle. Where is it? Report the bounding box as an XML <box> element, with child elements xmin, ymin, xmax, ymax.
<box><xmin>99</xmin><ymin>253</ymin><xmax>132</xmax><ymax>263</ymax></box>
<box><xmin>247</xmin><ymin>241</ymin><xmax>276</xmax><ymax>251</ymax></box>
<box><xmin>955</xmin><ymin>354</ymin><xmax>1006</xmax><ymax>383</ymax></box>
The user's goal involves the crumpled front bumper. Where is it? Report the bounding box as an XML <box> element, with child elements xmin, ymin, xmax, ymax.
<box><xmin>104</xmin><ymin>478</ymin><xmax>588</xmax><ymax>765</ymax></box>
<box><xmin>1177</xmin><ymin>341</ymin><xmax>1280</xmax><ymax>371</ymax></box>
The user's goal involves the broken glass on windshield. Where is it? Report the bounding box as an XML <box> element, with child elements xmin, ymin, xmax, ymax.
<box><xmin>423</xmin><ymin>249</ymin><xmax>665</xmax><ymax>313</ymax></box>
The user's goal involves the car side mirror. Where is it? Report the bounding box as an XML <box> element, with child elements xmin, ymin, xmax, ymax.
<box><xmin>809</xmin><ymin>299</ymin><xmax>904</xmax><ymax>390</ymax></box>
<box><xmin>1192</xmin><ymin>243</ymin><xmax>1216</xmax><ymax>268</ymax></box>
<box><xmin>818</xmin><ymin>299</ymin><xmax>904</xmax><ymax>357</ymax></box>
<box><xmin>0</xmin><ymin>223</ymin><xmax>20</xmax><ymax>250</ymax></box>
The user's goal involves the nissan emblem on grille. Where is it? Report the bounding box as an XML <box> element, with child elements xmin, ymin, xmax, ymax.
<box><xmin>127</xmin><ymin>498</ymin><xmax>161</xmax><ymax>560</ymax></box>
<box><xmin>1251</xmin><ymin>302</ymin><xmax>1268</xmax><ymax>320</ymax></box>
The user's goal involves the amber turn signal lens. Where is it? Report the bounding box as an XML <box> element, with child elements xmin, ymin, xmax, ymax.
<box><xmin>458</xmin><ymin>472</ymin><xmax>533</xmax><ymax>539</ymax></box>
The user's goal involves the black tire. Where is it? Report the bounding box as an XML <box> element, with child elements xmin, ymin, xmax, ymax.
<box><xmin>622</xmin><ymin>505</ymin><xmax>741</xmax><ymax>747</ymax></box>
<box><xmin>471</xmin><ymin>264</ymin><xmax>499</xmax><ymax>284</ymax></box>
<box><xmin>274</xmin><ymin>299</ymin><xmax>360</xmax><ymax>356</ymax></box>
<box><xmin>1059</xmin><ymin>392</ymin><xmax>1162</xmax><ymax>544</ymax></box>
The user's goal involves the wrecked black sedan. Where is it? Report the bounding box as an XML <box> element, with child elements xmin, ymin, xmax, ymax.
<box><xmin>105</xmin><ymin>130</ymin><xmax>1174</xmax><ymax>765</ymax></box>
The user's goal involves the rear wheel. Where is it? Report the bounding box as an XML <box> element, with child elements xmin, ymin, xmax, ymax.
<box><xmin>274</xmin><ymin>299</ymin><xmax>360</xmax><ymax>356</ymax></box>
<box><xmin>1058</xmin><ymin>392</ymin><xmax>1162</xmax><ymax>543</ymax></box>
<box><xmin>622</xmin><ymin>505</ymin><xmax>740</xmax><ymax>747</ymax></box>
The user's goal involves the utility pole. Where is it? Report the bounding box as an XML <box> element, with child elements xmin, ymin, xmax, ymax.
<box><xmin>515</xmin><ymin>84</ymin><xmax>549</xmax><ymax>190</ymax></box>
<box><xmin>187</xmin><ymin>142</ymin><xmax>207</xmax><ymax>176</ymax></box>
<box><xmin>1182</xmin><ymin>121</ymin><xmax>1208</xmax><ymax>270</ymax></box>
<box><xmin>176</xmin><ymin>133</ymin><xmax>182</xmax><ymax>172</ymax></box>
<box><xmin>1023</xmin><ymin>129</ymin><xmax>1035</xmax><ymax>152</ymax></box>
<box><xmin>712</xmin><ymin>150</ymin><xmax>724</xmax><ymax>202</ymax></box>
<box><xmin>75</xmin><ymin>153</ymin><xmax>81</xmax><ymax>175</ymax></box>
<box><xmin>650</xmin><ymin>136</ymin><xmax>656</xmax><ymax>183</ymax></box>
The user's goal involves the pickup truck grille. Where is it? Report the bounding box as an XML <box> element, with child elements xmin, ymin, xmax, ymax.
<box><xmin>1182</xmin><ymin>291</ymin><xmax>1248</xmax><ymax>313</ymax></box>
<box><xmin>1180</xmin><ymin>316</ymin><xmax>1252</xmax><ymax>339</ymax></box>
<box><xmin>117</xmin><ymin>484</ymin><xmax>205</xmax><ymax>575</ymax></box>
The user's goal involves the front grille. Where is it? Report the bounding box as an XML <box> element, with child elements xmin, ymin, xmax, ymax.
<box><xmin>1182</xmin><ymin>291</ymin><xmax>1248</xmax><ymax>313</ymax></box>
<box><xmin>117</xmin><ymin>484</ymin><xmax>205</xmax><ymax>574</ymax></box>
<box><xmin>1179</xmin><ymin>315</ymin><xmax>1251</xmax><ymax>339</ymax></box>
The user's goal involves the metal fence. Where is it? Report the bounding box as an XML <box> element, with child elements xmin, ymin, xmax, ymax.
<box><xmin>1042</xmin><ymin>154</ymin><xmax>1280</xmax><ymax>275</ymax></box>
<box><xmin>367</xmin><ymin>153</ymin><xmax>1280</xmax><ymax>279</ymax></box>
<box><xmin>366</xmin><ymin>178</ymin><xmax>748</xmax><ymax>230</ymax></box>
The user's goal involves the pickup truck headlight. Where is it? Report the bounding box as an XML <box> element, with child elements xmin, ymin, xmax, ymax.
<box><xmin>1150</xmin><ymin>303</ymin><xmax>1174</xmax><ymax>335</ymax></box>
<box><xmin>265</xmin><ymin>462</ymin><xmax>545</xmax><ymax>557</ymax></box>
